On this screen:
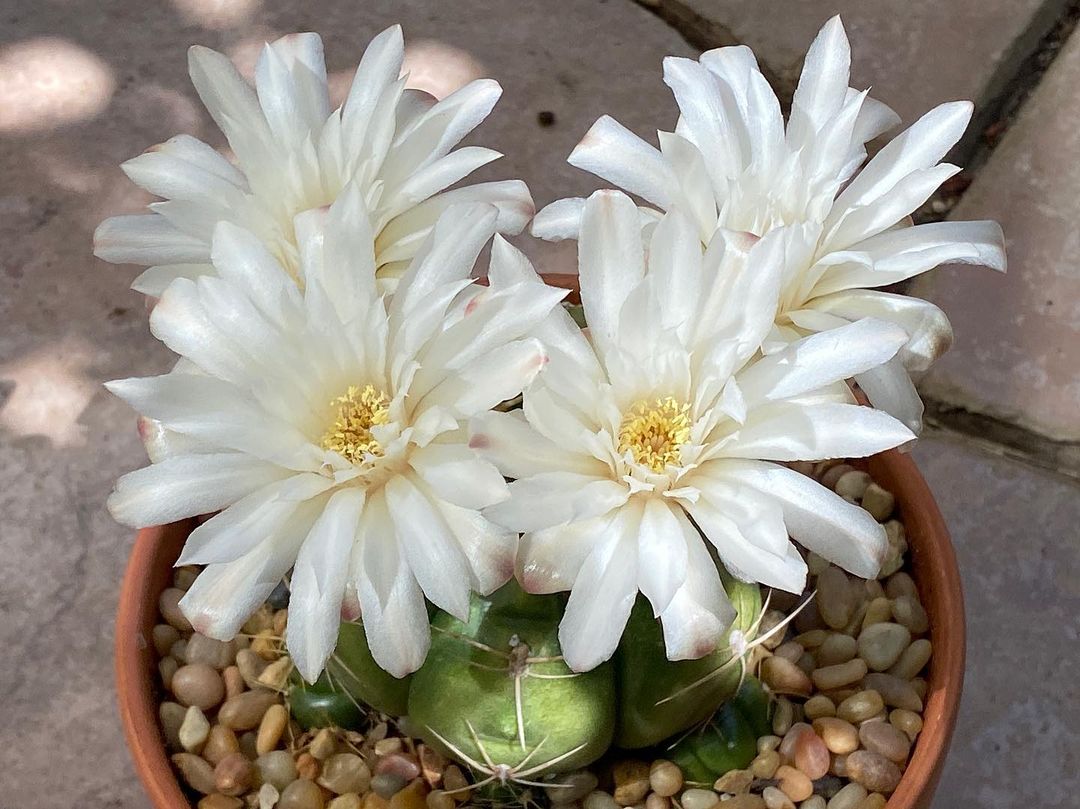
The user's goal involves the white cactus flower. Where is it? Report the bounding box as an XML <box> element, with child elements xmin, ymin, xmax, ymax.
<box><xmin>474</xmin><ymin>190</ymin><xmax>915</xmax><ymax>672</ymax></box>
<box><xmin>532</xmin><ymin>16</ymin><xmax>1005</xmax><ymax>433</ymax></box>
<box><xmin>106</xmin><ymin>198</ymin><xmax>566</xmax><ymax>681</ymax></box>
<box><xmin>95</xmin><ymin>26</ymin><xmax>533</xmax><ymax>296</ymax></box>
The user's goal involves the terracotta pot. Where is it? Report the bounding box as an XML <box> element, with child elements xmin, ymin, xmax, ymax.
<box><xmin>115</xmin><ymin>276</ymin><xmax>964</xmax><ymax>809</ymax></box>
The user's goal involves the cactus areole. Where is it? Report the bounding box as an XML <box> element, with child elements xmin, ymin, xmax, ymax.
<box><xmin>300</xmin><ymin>575</ymin><xmax>763</xmax><ymax>782</ymax></box>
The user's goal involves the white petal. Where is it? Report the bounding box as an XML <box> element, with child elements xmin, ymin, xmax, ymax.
<box><xmin>409</xmin><ymin>443</ymin><xmax>509</xmax><ymax>511</ymax></box>
<box><xmin>419</xmin><ymin>338</ymin><xmax>550</xmax><ymax>418</ymax></box>
<box><xmin>637</xmin><ymin>498</ymin><xmax>689</xmax><ymax>616</ymax></box>
<box><xmin>723</xmin><ymin>402</ymin><xmax>915</xmax><ymax>461</ymax></box>
<box><xmin>187</xmin><ymin>44</ymin><xmax>272</xmax><ymax>165</ymax></box>
<box><xmin>663</xmin><ymin>55</ymin><xmax>747</xmax><ymax>182</ymax></box>
<box><xmin>854</xmin><ymin>357</ymin><xmax>925</xmax><ymax>435</ymax></box>
<box><xmin>94</xmin><ymin>215</ymin><xmax>210</xmax><ymax>265</ymax></box>
<box><xmin>131</xmin><ymin>263</ymin><xmax>213</xmax><ymax>297</ymax></box>
<box><xmin>384</xmin><ymin>475</ymin><xmax>472</xmax><ymax>621</ymax></box>
<box><xmin>516</xmin><ymin>515</ymin><xmax>610</xmax><ymax>595</ymax></box>
<box><xmin>530</xmin><ymin>197</ymin><xmax>585</xmax><ymax>241</ymax></box>
<box><xmin>287</xmin><ymin>487</ymin><xmax>366</xmax><ymax>682</ymax></box>
<box><xmin>486</xmin><ymin>472</ymin><xmax>629</xmax><ymax>533</ymax></box>
<box><xmin>342</xmin><ymin>25</ymin><xmax>404</xmax><ymax>143</ymax></box>
<box><xmin>107</xmin><ymin>453</ymin><xmax>287</xmax><ymax>527</ymax></box>
<box><xmin>715</xmin><ymin>460</ymin><xmax>888</xmax><ymax>578</ymax></box>
<box><xmin>558</xmin><ymin>510</ymin><xmax>640</xmax><ymax>672</ymax></box>
<box><xmin>568</xmin><ymin>115</ymin><xmax>676</xmax><ymax>207</ymax></box>
<box><xmin>432</xmin><ymin>496</ymin><xmax>517</xmax><ymax>595</ymax></box>
<box><xmin>468</xmin><ymin>410</ymin><xmax>607</xmax><ymax>479</ymax></box>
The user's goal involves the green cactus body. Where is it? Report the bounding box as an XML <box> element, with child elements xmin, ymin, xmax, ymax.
<box><xmin>407</xmin><ymin>582</ymin><xmax>616</xmax><ymax>777</ymax></box>
<box><xmin>668</xmin><ymin>677</ymin><xmax>772</xmax><ymax>783</ymax></box>
<box><xmin>287</xmin><ymin>669</ymin><xmax>367</xmax><ymax>730</ymax></box>
<box><xmin>613</xmin><ymin>576</ymin><xmax>762</xmax><ymax>748</ymax></box>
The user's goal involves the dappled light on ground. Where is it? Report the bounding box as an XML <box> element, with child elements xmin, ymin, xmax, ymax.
<box><xmin>170</xmin><ymin>0</ymin><xmax>262</xmax><ymax>29</ymax></box>
<box><xmin>0</xmin><ymin>339</ymin><xmax>98</xmax><ymax>448</ymax></box>
<box><xmin>0</xmin><ymin>38</ymin><xmax>115</xmax><ymax>134</ymax></box>
<box><xmin>402</xmin><ymin>39</ymin><xmax>487</xmax><ymax>99</ymax></box>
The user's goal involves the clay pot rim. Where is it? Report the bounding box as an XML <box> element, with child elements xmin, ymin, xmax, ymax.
<box><xmin>114</xmin><ymin>275</ymin><xmax>964</xmax><ymax>809</ymax></box>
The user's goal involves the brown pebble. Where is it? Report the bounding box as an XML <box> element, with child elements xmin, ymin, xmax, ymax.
<box><xmin>862</xmin><ymin>673</ymin><xmax>923</xmax><ymax>712</ymax></box>
<box><xmin>761</xmin><ymin>656</ymin><xmax>813</xmax><ymax>697</ymax></box>
<box><xmin>890</xmin><ymin>708</ymin><xmax>923</xmax><ymax>740</ymax></box>
<box><xmin>820</xmin><ymin>463</ymin><xmax>854</xmax><ymax>490</ymax></box>
<box><xmin>858</xmin><ymin>721</ymin><xmax>912</xmax><ymax>763</ymax></box>
<box><xmin>179</xmin><ymin>705</ymin><xmax>211</xmax><ymax>753</ymax></box>
<box><xmin>888</xmin><ymin>639</ymin><xmax>932</xmax><ymax>680</ymax></box>
<box><xmin>801</xmin><ymin>797</ymin><xmax>826</xmax><ymax>809</ymax></box>
<box><xmin>830</xmin><ymin>754</ymin><xmax>849</xmax><ymax>778</ymax></box>
<box><xmin>297</xmin><ymin>751</ymin><xmax>320</xmax><ymax>780</ymax></box>
<box><xmin>172</xmin><ymin>752</ymin><xmax>217</xmax><ymax>795</ymax></box>
<box><xmin>256</xmin><ymin>703</ymin><xmax>288</xmax><ymax>754</ymax></box>
<box><xmin>374</xmin><ymin>738</ymin><xmax>403</xmax><ymax>757</ymax></box>
<box><xmin>363</xmin><ymin>793</ymin><xmax>392</xmax><ymax>809</ymax></box>
<box><xmin>750</xmin><ymin>750</ymin><xmax>780</xmax><ymax>778</ymax></box>
<box><xmin>713</xmin><ymin>768</ymin><xmax>752</xmax><ymax>794</ymax></box>
<box><xmin>330</xmin><ymin>795</ymin><xmax>363</xmax><ymax>809</ymax></box>
<box><xmin>273</xmin><ymin>609</ymin><xmax>289</xmax><ymax>635</ymax></box>
<box><xmin>761</xmin><ymin>785</ymin><xmax>795</xmax><ymax>809</ymax></box>
<box><xmin>242</xmin><ymin>605</ymin><xmax>274</xmax><ymax>635</ymax></box>
<box><xmin>218</xmin><ymin>690</ymin><xmax>279</xmax><ymax>731</ymax></box>
<box><xmin>647</xmin><ymin>759</ymin><xmax>683</xmax><ymax>797</ymax></box>
<box><xmin>612</xmin><ymin>760</ymin><xmax>651</xmax><ymax>805</ymax></box>
<box><xmin>186</xmin><ymin>633</ymin><xmax>238</xmax><ymax>670</ymax></box>
<box><xmin>793</xmin><ymin>731</ymin><xmax>830</xmax><ymax>779</ymax></box>
<box><xmin>214</xmin><ymin>752</ymin><xmax>254</xmax><ymax>796</ymax></box>
<box><xmin>426</xmin><ymin>791</ymin><xmax>455</xmax><ymax>809</ymax></box>
<box><xmin>816</xmin><ymin>567</ymin><xmax>854</xmax><ymax>629</ymax></box>
<box><xmin>910</xmin><ymin>677</ymin><xmax>928</xmax><ymax>701</ymax></box>
<box><xmin>803</xmin><ymin>695</ymin><xmax>836</xmax><ymax>720</ymax></box>
<box><xmin>259</xmin><ymin>656</ymin><xmax>294</xmax><ymax>691</ymax></box>
<box><xmin>816</xmin><ymin>633</ymin><xmax>857</xmax><ymax>667</ymax></box>
<box><xmin>645</xmin><ymin>795</ymin><xmax>671</xmax><ymax>809</ymax></box>
<box><xmin>223</xmin><ymin>666</ymin><xmax>245</xmax><ymax>700</ymax></box>
<box><xmin>160</xmin><ymin>702</ymin><xmax>187</xmax><ymax>751</ymax></box>
<box><xmin>772</xmin><ymin>697</ymin><xmax>794</xmax><ymax>735</ymax></box>
<box><xmin>857</xmin><ymin>623</ymin><xmax>911</xmax><ymax>671</ymax></box>
<box><xmin>837</xmin><ymin>690</ymin><xmax>884</xmax><ymax>724</ymax></box>
<box><xmin>778</xmin><ymin>723</ymin><xmax>812</xmax><ymax>764</ymax></box>
<box><xmin>846</xmin><ymin>750</ymin><xmax>901</xmax><ymax>793</ymax></box>
<box><xmin>389</xmin><ymin>780</ymin><xmax>429</xmax><ymax>809</ymax></box>
<box><xmin>860</xmin><ymin>598</ymin><xmax>891</xmax><ymax>630</ymax></box>
<box><xmin>860</xmin><ymin>483</ymin><xmax>894</xmax><ymax>520</ymax></box>
<box><xmin>418</xmin><ymin>745</ymin><xmax>446</xmax><ymax>787</ymax></box>
<box><xmin>310</xmin><ymin>728</ymin><xmax>337</xmax><ymax>760</ymax></box>
<box><xmin>256</xmin><ymin>750</ymin><xmax>299</xmax><ymax>791</ymax></box>
<box><xmin>235</xmin><ymin>649</ymin><xmax>269</xmax><ymax>689</ymax></box>
<box><xmin>170</xmin><ymin>638</ymin><xmax>188</xmax><ymax>661</ymax></box>
<box><xmin>812</xmin><ymin>718</ymin><xmax>859</xmax><ymax>755</ymax></box>
<box><xmin>159</xmin><ymin>588</ymin><xmax>193</xmax><ymax>631</ymax></box>
<box><xmin>756</xmin><ymin>735</ymin><xmax>781</xmax><ymax>753</ymax></box>
<box><xmin>172</xmin><ymin>663</ymin><xmax>226</xmax><ymax>711</ymax></box>
<box><xmin>826</xmin><ymin>783</ymin><xmax>866</xmax><ymax>809</ymax></box>
<box><xmin>238</xmin><ymin>731</ymin><xmax>258</xmax><ymax>760</ymax></box>
<box><xmin>884</xmin><ymin>573</ymin><xmax>917</xmax><ymax>600</ymax></box>
<box><xmin>773</xmin><ymin>640</ymin><xmax>805</xmax><ymax>663</ymax></box>
<box><xmin>153</xmin><ymin>624</ymin><xmax>181</xmax><ymax>656</ymax></box>
<box><xmin>318</xmin><ymin>754</ymin><xmax>372</xmax><ymax>795</ymax></box>
<box><xmin>855</xmin><ymin>795</ymin><xmax>887</xmax><ymax>809</ymax></box>
<box><xmin>203</xmin><ymin>725</ymin><xmax>240</xmax><ymax>766</ymax></box>
<box><xmin>441</xmin><ymin>765</ymin><xmax>469</xmax><ymax>800</ymax></box>
<box><xmin>721</xmin><ymin>796</ymin><xmax>765</xmax><ymax>809</ymax></box>
<box><xmin>757</xmin><ymin>610</ymin><xmax>790</xmax><ymax>649</ymax></box>
<box><xmin>279</xmin><ymin>777</ymin><xmax>326</xmax><ymax>809</ymax></box>
<box><xmin>812</xmin><ymin>659</ymin><xmax>867</xmax><ymax>691</ymax></box>
<box><xmin>159</xmin><ymin>656</ymin><xmax>179</xmax><ymax>691</ymax></box>
<box><xmin>375</xmin><ymin>753</ymin><xmax>421</xmax><ymax>782</ymax></box>
<box><xmin>774</xmin><ymin>765</ymin><xmax>812</xmax><ymax>802</ymax></box>
<box><xmin>835</xmin><ymin>470</ymin><xmax>871</xmax><ymax>500</ymax></box>
<box><xmin>890</xmin><ymin>596</ymin><xmax>929</xmax><ymax>635</ymax></box>
<box><xmin>198</xmin><ymin>796</ymin><xmax>243</xmax><ymax>809</ymax></box>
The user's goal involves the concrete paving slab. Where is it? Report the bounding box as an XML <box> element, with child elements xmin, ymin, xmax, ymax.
<box><xmin>640</xmin><ymin>0</ymin><xmax>1069</xmax><ymax>151</ymax></box>
<box><xmin>0</xmin><ymin>2</ymin><xmax>692</xmax><ymax>806</ymax></box>
<box><xmin>912</xmin><ymin>432</ymin><xmax>1080</xmax><ymax>809</ymax></box>
<box><xmin>912</xmin><ymin>24</ymin><xmax>1080</xmax><ymax>444</ymax></box>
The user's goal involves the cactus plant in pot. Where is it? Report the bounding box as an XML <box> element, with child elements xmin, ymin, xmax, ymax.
<box><xmin>106</xmin><ymin>17</ymin><xmax>1000</xmax><ymax>809</ymax></box>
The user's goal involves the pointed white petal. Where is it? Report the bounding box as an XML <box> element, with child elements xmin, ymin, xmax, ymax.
<box><xmin>409</xmin><ymin>443</ymin><xmax>509</xmax><ymax>511</ymax></box>
<box><xmin>637</xmin><ymin>498</ymin><xmax>689</xmax><ymax>616</ymax></box>
<box><xmin>568</xmin><ymin>115</ymin><xmax>676</xmax><ymax>207</ymax></box>
<box><xmin>468</xmin><ymin>410</ymin><xmax>607</xmax><ymax>479</ymax></box>
<box><xmin>486</xmin><ymin>472</ymin><xmax>629</xmax><ymax>533</ymax></box>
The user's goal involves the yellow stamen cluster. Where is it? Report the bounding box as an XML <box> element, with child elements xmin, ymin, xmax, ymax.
<box><xmin>618</xmin><ymin>396</ymin><xmax>692</xmax><ymax>473</ymax></box>
<box><xmin>321</xmin><ymin>384</ymin><xmax>391</xmax><ymax>464</ymax></box>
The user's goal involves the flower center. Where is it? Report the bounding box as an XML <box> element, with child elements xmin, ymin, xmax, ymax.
<box><xmin>321</xmin><ymin>384</ymin><xmax>391</xmax><ymax>464</ymax></box>
<box><xmin>618</xmin><ymin>397</ymin><xmax>692</xmax><ymax>473</ymax></box>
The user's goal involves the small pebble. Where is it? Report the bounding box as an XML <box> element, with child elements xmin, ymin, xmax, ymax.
<box><xmin>318</xmin><ymin>754</ymin><xmax>371</xmax><ymax>795</ymax></box>
<box><xmin>811</xmin><ymin>659</ymin><xmax>867</xmax><ymax>691</ymax></box>
<box><xmin>860</xmin><ymin>598</ymin><xmax>891</xmax><ymax>630</ymax></box>
<box><xmin>884</xmin><ymin>573</ymin><xmax>917</xmax><ymax>600</ymax></box>
<box><xmin>363</xmin><ymin>794</ymin><xmax>391</xmax><ymax>809</ymax></box>
<box><xmin>418</xmin><ymin>745</ymin><xmax>446</xmax><ymax>787</ymax></box>
<box><xmin>159</xmin><ymin>588</ymin><xmax>193</xmax><ymax>631</ymax></box>
<box><xmin>814</xmin><ymin>775</ymin><xmax>844</xmax><ymax>799</ymax></box>
<box><xmin>772</xmin><ymin>697</ymin><xmax>795</xmax><ymax>736</ymax></box>
<box><xmin>153</xmin><ymin>624</ymin><xmax>181</xmax><ymax>657</ymax></box>
<box><xmin>258</xmin><ymin>656</ymin><xmax>294</xmax><ymax>691</ymax></box>
<box><xmin>214</xmin><ymin>752</ymin><xmax>255</xmax><ymax>797</ymax></box>
<box><xmin>223</xmin><ymin>666</ymin><xmax>245</xmax><ymax>700</ymax></box>
<box><xmin>296</xmin><ymin>752</ymin><xmax>320</xmax><ymax>780</ymax></box>
<box><xmin>235</xmin><ymin>649</ymin><xmax>269</xmax><ymax>689</ymax></box>
<box><xmin>260</xmin><ymin>784</ymin><xmax>282</xmax><ymax>809</ymax></box>
<box><xmin>329</xmin><ymin>795</ymin><xmax>362</xmax><ymax>809</ymax></box>
<box><xmin>888</xmin><ymin>639</ymin><xmax>932</xmax><ymax>680</ymax></box>
<box><xmin>372</xmin><ymin>773</ymin><xmax>409</xmax><ymax>800</ymax></box>
<box><xmin>172</xmin><ymin>664</ymin><xmax>226</xmax><ymax>711</ymax></box>
<box><xmin>172</xmin><ymin>752</ymin><xmax>217</xmax><ymax>795</ymax></box>
<box><xmin>794</xmin><ymin>629</ymin><xmax>828</xmax><ymax>649</ymax></box>
<box><xmin>548</xmin><ymin>770</ymin><xmax>599</xmax><ymax>803</ymax></box>
<box><xmin>774</xmin><ymin>641</ymin><xmax>805</xmax><ymax>664</ymax></box>
<box><xmin>160</xmin><ymin>702</ymin><xmax>187</xmax><ymax>750</ymax></box>
<box><xmin>910</xmin><ymin>677</ymin><xmax>928</xmax><ymax>701</ymax></box>
<box><xmin>774</xmin><ymin>765</ymin><xmax>813</xmax><ymax>801</ymax></box>
<box><xmin>830</xmin><ymin>755</ymin><xmax>849</xmax><ymax>778</ymax></box>
<box><xmin>612</xmin><ymin>760</ymin><xmax>651</xmax><ymax>805</ymax></box>
<box><xmin>801</xmin><ymin>797</ymin><xmax>827</xmax><ymax>809</ymax></box>
<box><xmin>159</xmin><ymin>656</ymin><xmax>179</xmax><ymax>691</ymax></box>
<box><xmin>442</xmin><ymin>765</ymin><xmax>469</xmax><ymax>798</ymax></box>
<box><xmin>816</xmin><ymin>568</ymin><xmax>854</xmax><ymax>629</ymax></box>
<box><xmin>186</xmin><ymin>634</ymin><xmax>238</xmax><ymax>669</ymax></box>
<box><xmin>713</xmin><ymin>768</ymin><xmax>752</xmax><ymax>794</ymax></box>
<box><xmin>859</xmin><ymin>484</ymin><xmax>894</xmax><ymax>520</ymax></box>
<box><xmin>889</xmin><ymin>596</ymin><xmax>928</xmax><ymax>635</ymax></box>
<box><xmin>803</xmin><ymin>695</ymin><xmax>836</xmax><ymax>720</ymax></box>
<box><xmin>862</xmin><ymin>673</ymin><xmax>923</xmax><ymax>712</ymax></box>
<box><xmin>778</xmin><ymin>724</ymin><xmax>813</xmax><ymax>763</ymax></box>
<box><xmin>816</xmin><ymin>634</ymin><xmax>857</xmax><ymax>667</ymax></box>
<box><xmin>218</xmin><ymin>690</ymin><xmax>279</xmax><ymax>731</ymax></box>
<box><xmin>251</xmin><ymin>630</ymin><xmax>279</xmax><ymax>660</ymax></box>
<box><xmin>203</xmin><ymin>725</ymin><xmax>240</xmax><ymax>766</ymax></box>
<box><xmin>858</xmin><ymin>721</ymin><xmax>911</xmax><ymax>763</ymax></box>
<box><xmin>890</xmin><ymin>708</ymin><xmax>923</xmax><ymax>740</ymax></box>
<box><xmin>257</xmin><ymin>703</ymin><xmax>288</xmax><ymax>754</ymax></box>
<box><xmin>845</xmin><ymin>751</ymin><xmax>901</xmax><ymax>794</ymax></box>
<box><xmin>761</xmin><ymin>786</ymin><xmax>794</xmax><ymax>809</ymax></box>
<box><xmin>757</xmin><ymin>611</ymin><xmax>789</xmax><ymax>650</ymax></box>
<box><xmin>583</xmin><ymin>792</ymin><xmax>619</xmax><ymax>809</ymax></box>
<box><xmin>812</xmin><ymin>718</ymin><xmax>859</xmax><ymax>755</ymax></box>
<box><xmin>170</xmin><ymin>638</ymin><xmax>188</xmax><ymax>662</ymax></box>
<box><xmin>834</xmin><ymin>470</ymin><xmax>871</xmax><ymax>500</ymax></box>
<box><xmin>375</xmin><ymin>753</ymin><xmax>421</xmax><ymax>782</ymax></box>
<box><xmin>750</xmin><ymin>750</ymin><xmax>780</xmax><ymax>778</ymax></box>
<box><xmin>762</xmin><ymin>656</ymin><xmax>813</xmax><ymax>697</ymax></box>
<box><xmin>648</xmin><ymin>760</ymin><xmax>683</xmax><ymax>797</ymax></box>
<box><xmin>793</xmin><ymin>731</ymin><xmax>830</xmax><ymax>780</ymax></box>
<box><xmin>855</xmin><ymin>794</ymin><xmax>886</xmax><ymax>809</ymax></box>
<box><xmin>825</xmin><ymin>783</ymin><xmax>867</xmax><ymax>809</ymax></box>
<box><xmin>723</xmin><ymin>797</ymin><xmax>766</xmax><ymax>809</ymax></box>
<box><xmin>238</xmin><ymin>731</ymin><xmax>259</xmax><ymax>760</ymax></box>
<box><xmin>256</xmin><ymin>750</ymin><xmax>299</xmax><ymax>791</ymax></box>
<box><xmin>757</xmin><ymin>735</ymin><xmax>782</xmax><ymax>753</ymax></box>
<box><xmin>279</xmin><ymin>778</ymin><xmax>325</xmax><ymax>809</ymax></box>
<box><xmin>310</xmin><ymin>728</ymin><xmax>337</xmax><ymax>760</ymax></box>
<box><xmin>645</xmin><ymin>795</ymin><xmax>671</xmax><ymax>809</ymax></box>
<box><xmin>179</xmin><ymin>705</ymin><xmax>211</xmax><ymax>753</ymax></box>
<box><xmin>679</xmin><ymin>788</ymin><xmax>719</xmax><ymax>809</ymax></box>
<box><xmin>819</xmin><ymin>463</ymin><xmax>853</xmax><ymax>490</ymax></box>
<box><xmin>837</xmin><ymin>691</ymin><xmax>885</xmax><ymax>724</ymax></box>
<box><xmin>374</xmin><ymin>738</ymin><xmax>403</xmax><ymax>757</ymax></box>
<box><xmin>857</xmin><ymin>624</ymin><xmax>911</xmax><ymax>671</ymax></box>
<box><xmin>796</xmin><ymin>652</ymin><xmax>817</xmax><ymax>676</ymax></box>
<box><xmin>197</xmin><ymin>796</ymin><xmax>242</xmax><ymax>809</ymax></box>
<box><xmin>425</xmin><ymin>792</ymin><xmax>454</xmax><ymax>809</ymax></box>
